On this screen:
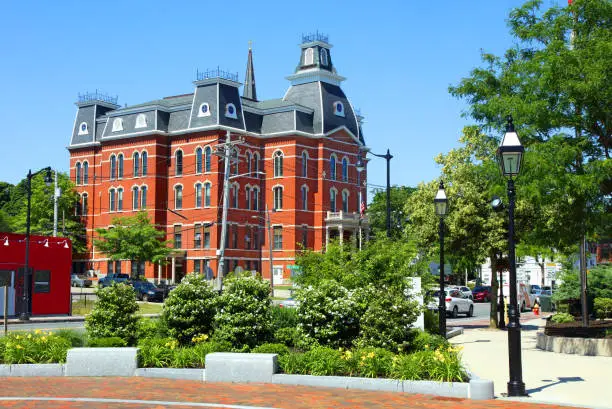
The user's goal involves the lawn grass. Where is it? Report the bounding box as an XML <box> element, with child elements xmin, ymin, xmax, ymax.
<box><xmin>71</xmin><ymin>300</ymin><xmax>163</xmax><ymax>316</ymax></box>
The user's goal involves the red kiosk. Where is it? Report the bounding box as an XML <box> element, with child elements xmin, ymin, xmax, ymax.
<box><xmin>0</xmin><ymin>233</ymin><xmax>71</xmax><ymax>317</ymax></box>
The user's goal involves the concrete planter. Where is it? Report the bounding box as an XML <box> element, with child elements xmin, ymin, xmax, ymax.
<box><xmin>135</xmin><ymin>368</ymin><xmax>205</xmax><ymax>381</ymax></box>
<box><xmin>66</xmin><ymin>347</ymin><xmax>139</xmax><ymax>376</ymax></box>
<box><xmin>0</xmin><ymin>364</ymin><xmax>64</xmax><ymax>376</ymax></box>
<box><xmin>536</xmin><ymin>331</ymin><xmax>612</xmax><ymax>357</ymax></box>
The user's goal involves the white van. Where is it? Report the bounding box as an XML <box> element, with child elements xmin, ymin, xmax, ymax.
<box><xmin>500</xmin><ymin>282</ymin><xmax>536</xmax><ymax>311</ymax></box>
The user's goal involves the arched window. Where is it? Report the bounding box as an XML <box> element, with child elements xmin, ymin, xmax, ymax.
<box><xmin>117</xmin><ymin>188</ymin><xmax>124</xmax><ymax>211</ymax></box>
<box><xmin>82</xmin><ymin>193</ymin><xmax>88</xmax><ymax>215</ymax></box>
<box><xmin>330</xmin><ymin>188</ymin><xmax>337</xmax><ymax>212</ymax></box>
<box><xmin>112</xmin><ymin>118</ymin><xmax>123</xmax><ymax>132</ymax></box>
<box><xmin>110</xmin><ymin>155</ymin><xmax>117</xmax><ymax>180</ymax></box>
<box><xmin>141</xmin><ymin>152</ymin><xmax>148</xmax><ymax>176</ymax></box>
<box><xmin>132</xmin><ymin>187</ymin><xmax>139</xmax><ymax>210</ymax></box>
<box><xmin>302</xmin><ymin>151</ymin><xmax>308</xmax><ymax>178</ymax></box>
<box><xmin>246</xmin><ymin>152</ymin><xmax>252</xmax><ymax>175</ymax></box>
<box><xmin>273</xmin><ymin>186</ymin><xmax>283</xmax><ymax>210</ymax></box>
<box><xmin>141</xmin><ymin>186</ymin><xmax>147</xmax><ymax>209</ymax></box>
<box><xmin>78</xmin><ymin>122</ymin><xmax>88</xmax><ymax>135</ymax></box>
<box><xmin>254</xmin><ymin>152</ymin><xmax>260</xmax><ymax>176</ymax></box>
<box><xmin>204</xmin><ymin>146</ymin><xmax>212</xmax><ymax>172</ymax></box>
<box><xmin>333</xmin><ymin>101</ymin><xmax>345</xmax><ymax>117</ymax></box>
<box><xmin>196</xmin><ymin>147</ymin><xmax>203</xmax><ymax>174</ymax></box>
<box><xmin>174</xmin><ymin>185</ymin><xmax>183</xmax><ymax>209</ymax></box>
<box><xmin>133</xmin><ymin>152</ymin><xmax>140</xmax><ymax>177</ymax></box>
<box><xmin>118</xmin><ymin>154</ymin><xmax>124</xmax><ymax>179</ymax></box>
<box><xmin>320</xmin><ymin>48</ymin><xmax>329</xmax><ymax>66</ymax></box>
<box><xmin>109</xmin><ymin>188</ymin><xmax>116</xmax><ymax>212</ymax></box>
<box><xmin>273</xmin><ymin>151</ymin><xmax>283</xmax><ymax>177</ymax></box>
<box><xmin>75</xmin><ymin>162</ymin><xmax>82</xmax><ymax>185</ymax></box>
<box><xmin>304</xmin><ymin>47</ymin><xmax>314</xmax><ymax>65</ymax></box>
<box><xmin>135</xmin><ymin>114</ymin><xmax>147</xmax><ymax>129</ymax></box>
<box><xmin>330</xmin><ymin>155</ymin><xmax>337</xmax><ymax>180</ymax></box>
<box><xmin>83</xmin><ymin>162</ymin><xmax>89</xmax><ymax>185</ymax></box>
<box><xmin>204</xmin><ymin>183</ymin><xmax>211</xmax><ymax>207</ymax></box>
<box><xmin>301</xmin><ymin>185</ymin><xmax>308</xmax><ymax>210</ymax></box>
<box><xmin>225</xmin><ymin>103</ymin><xmax>237</xmax><ymax>119</ymax></box>
<box><xmin>252</xmin><ymin>187</ymin><xmax>260</xmax><ymax>211</ymax></box>
<box><xmin>245</xmin><ymin>186</ymin><xmax>251</xmax><ymax>210</ymax></box>
<box><xmin>175</xmin><ymin>150</ymin><xmax>183</xmax><ymax>176</ymax></box>
<box><xmin>231</xmin><ymin>184</ymin><xmax>239</xmax><ymax>208</ymax></box>
<box><xmin>342</xmin><ymin>190</ymin><xmax>349</xmax><ymax>213</ymax></box>
<box><xmin>342</xmin><ymin>158</ymin><xmax>348</xmax><ymax>182</ymax></box>
<box><xmin>195</xmin><ymin>183</ymin><xmax>202</xmax><ymax>208</ymax></box>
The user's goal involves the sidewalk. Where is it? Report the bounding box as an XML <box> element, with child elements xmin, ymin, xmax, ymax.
<box><xmin>450</xmin><ymin>318</ymin><xmax>612</xmax><ymax>409</ymax></box>
<box><xmin>0</xmin><ymin>377</ymin><xmax>585</xmax><ymax>409</ymax></box>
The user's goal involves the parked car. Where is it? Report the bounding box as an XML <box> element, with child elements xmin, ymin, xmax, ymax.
<box><xmin>472</xmin><ymin>286</ymin><xmax>492</xmax><ymax>302</ymax></box>
<box><xmin>278</xmin><ymin>297</ymin><xmax>298</xmax><ymax>308</ymax></box>
<box><xmin>455</xmin><ymin>286</ymin><xmax>473</xmax><ymax>300</ymax></box>
<box><xmin>98</xmin><ymin>273</ymin><xmax>130</xmax><ymax>288</ymax></box>
<box><xmin>428</xmin><ymin>288</ymin><xmax>474</xmax><ymax>318</ymax></box>
<box><xmin>70</xmin><ymin>274</ymin><xmax>92</xmax><ymax>288</ymax></box>
<box><xmin>132</xmin><ymin>281</ymin><xmax>165</xmax><ymax>302</ymax></box>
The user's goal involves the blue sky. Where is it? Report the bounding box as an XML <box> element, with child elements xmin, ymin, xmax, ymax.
<box><xmin>0</xmin><ymin>0</ymin><xmax>554</xmax><ymax>197</ymax></box>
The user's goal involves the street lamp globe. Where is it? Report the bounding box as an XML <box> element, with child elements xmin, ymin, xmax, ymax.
<box><xmin>44</xmin><ymin>168</ymin><xmax>52</xmax><ymax>187</ymax></box>
<box><xmin>497</xmin><ymin>116</ymin><xmax>524</xmax><ymax>178</ymax></box>
<box><xmin>434</xmin><ymin>181</ymin><xmax>448</xmax><ymax>217</ymax></box>
<box><xmin>355</xmin><ymin>156</ymin><xmax>365</xmax><ymax>173</ymax></box>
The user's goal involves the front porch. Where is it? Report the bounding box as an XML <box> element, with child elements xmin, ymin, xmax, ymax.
<box><xmin>325</xmin><ymin>211</ymin><xmax>370</xmax><ymax>248</ymax></box>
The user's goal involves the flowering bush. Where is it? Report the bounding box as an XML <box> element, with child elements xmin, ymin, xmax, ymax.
<box><xmin>251</xmin><ymin>343</ymin><xmax>290</xmax><ymax>356</ymax></box>
<box><xmin>355</xmin><ymin>288</ymin><xmax>420</xmax><ymax>352</ymax></box>
<box><xmin>138</xmin><ymin>337</ymin><xmax>231</xmax><ymax>368</ymax></box>
<box><xmin>389</xmin><ymin>345</ymin><xmax>467</xmax><ymax>382</ymax></box>
<box><xmin>344</xmin><ymin>347</ymin><xmax>395</xmax><ymax>378</ymax></box>
<box><xmin>294</xmin><ymin>280</ymin><xmax>362</xmax><ymax>348</ymax></box>
<box><xmin>85</xmin><ymin>283</ymin><xmax>139</xmax><ymax>344</ymax></box>
<box><xmin>409</xmin><ymin>330</ymin><xmax>449</xmax><ymax>353</ymax></box>
<box><xmin>214</xmin><ymin>274</ymin><xmax>272</xmax><ymax>350</ymax></box>
<box><xmin>0</xmin><ymin>330</ymin><xmax>71</xmax><ymax>364</ymax></box>
<box><xmin>162</xmin><ymin>273</ymin><xmax>218</xmax><ymax>345</ymax></box>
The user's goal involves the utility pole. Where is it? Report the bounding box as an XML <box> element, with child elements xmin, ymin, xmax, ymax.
<box><xmin>217</xmin><ymin>131</ymin><xmax>233</xmax><ymax>291</ymax></box>
<box><xmin>266</xmin><ymin>204</ymin><xmax>274</xmax><ymax>296</ymax></box>
<box><xmin>53</xmin><ymin>171</ymin><xmax>59</xmax><ymax>237</ymax></box>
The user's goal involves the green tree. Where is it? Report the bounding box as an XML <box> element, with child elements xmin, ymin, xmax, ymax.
<box><xmin>367</xmin><ymin>186</ymin><xmax>416</xmax><ymax>239</ymax></box>
<box><xmin>94</xmin><ymin>212</ymin><xmax>173</xmax><ymax>278</ymax></box>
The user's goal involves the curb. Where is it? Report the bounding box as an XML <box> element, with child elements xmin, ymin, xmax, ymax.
<box><xmin>446</xmin><ymin>327</ymin><xmax>464</xmax><ymax>339</ymax></box>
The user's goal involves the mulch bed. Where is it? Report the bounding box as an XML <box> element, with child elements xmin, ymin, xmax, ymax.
<box><xmin>545</xmin><ymin>319</ymin><xmax>612</xmax><ymax>338</ymax></box>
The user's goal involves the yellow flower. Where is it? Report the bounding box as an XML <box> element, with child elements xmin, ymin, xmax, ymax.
<box><xmin>15</xmin><ymin>335</ymin><xmax>21</xmax><ymax>340</ymax></box>
<box><xmin>27</xmin><ymin>334</ymin><xmax>32</xmax><ymax>339</ymax></box>
<box><xmin>48</xmin><ymin>331</ymin><xmax>53</xmax><ymax>336</ymax></box>
<box><xmin>367</xmin><ymin>352</ymin><xmax>375</xmax><ymax>359</ymax></box>
<box><xmin>41</xmin><ymin>336</ymin><xmax>47</xmax><ymax>342</ymax></box>
<box><xmin>424</xmin><ymin>344</ymin><xmax>429</xmax><ymax>349</ymax></box>
<box><xmin>15</xmin><ymin>345</ymin><xmax>23</xmax><ymax>350</ymax></box>
<box><xmin>34</xmin><ymin>329</ymin><xmax>42</xmax><ymax>335</ymax></box>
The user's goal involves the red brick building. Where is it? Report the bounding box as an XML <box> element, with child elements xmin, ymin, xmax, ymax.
<box><xmin>68</xmin><ymin>34</ymin><xmax>368</xmax><ymax>284</ymax></box>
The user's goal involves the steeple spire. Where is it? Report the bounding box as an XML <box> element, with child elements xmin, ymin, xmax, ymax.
<box><xmin>243</xmin><ymin>41</ymin><xmax>257</xmax><ymax>101</ymax></box>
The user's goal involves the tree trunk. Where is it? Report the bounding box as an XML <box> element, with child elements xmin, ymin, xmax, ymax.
<box><xmin>489</xmin><ymin>251</ymin><xmax>499</xmax><ymax>329</ymax></box>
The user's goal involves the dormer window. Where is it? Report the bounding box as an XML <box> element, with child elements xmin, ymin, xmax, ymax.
<box><xmin>225</xmin><ymin>103</ymin><xmax>237</xmax><ymax>119</ymax></box>
<box><xmin>198</xmin><ymin>103</ymin><xmax>211</xmax><ymax>117</ymax></box>
<box><xmin>333</xmin><ymin>101</ymin><xmax>345</xmax><ymax>117</ymax></box>
<box><xmin>78</xmin><ymin>122</ymin><xmax>88</xmax><ymax>135</ymax></box>
<box><xmin>304</xmin><ymin>47</ymin><xmax>314</xmax><ymax>66</ymax></box>
<box><xmin>135</xmin><ymin>114</ymin><xmax>147</xmax><ymax>129</ymax></box>
<box><xmin>112</xmin><ymin>118</ymin><xmax>124</xmax><ymax>132</ymax></box>
<box><xmin>320</xmin><ymin>48</ymin><xmax>328</xmax><ymax>66</ymax></box>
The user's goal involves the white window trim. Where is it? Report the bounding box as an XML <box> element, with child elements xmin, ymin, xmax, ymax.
<box><xmin>78</xmin><ymin>122</ymin><xmax>89</xmax><ymax>135</ymax></box>
<box><xmin>341</xmin><ymin>156</ymin><xmax>349</xmax><ymax>182</ymax></box>
<box><xmin>174</xmin><ymin>183</ymin><xmax>184</xmax><ymax>209</ymax></box>
<box><xmin>135</xmin><ymin>113</ymin><xmax>147</xmax><ymax>129</ymax></box>
<box><xmin>112</xmin><ymin>118</ymin><xmax>124</xmax><ymax>132</ymax></box>
<box><xmin>198</xmin><ymin>103</ymin><xmax>211</xmax><ymax>117</ymax></box>
<box><xmin>333</xmin><ymin>101</ymin><xmax>345</xmax><ymax>117</ymax></box>
<box><xmin>225</xmin><ymin>103</ymin><xmax>237</xmax><ymax>119</ymax></box>
<box><xmin>273</xmin><ymin>149</ymin><xmax>284</xmax><ymax>178</ymax></box>
<box><xmin>320</xmin><ymin>48</ymin><xmax>328</xmax><ymax>66</ymax></box>
<box><xmin>304</xmin><ymin>47</ymin><xmax>314</xmax><ymax>65</ymax></box>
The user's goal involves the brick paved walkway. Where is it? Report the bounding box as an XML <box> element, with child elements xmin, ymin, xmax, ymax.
<box><xmin>0</xmin><ymin>378</ymin><xmax>584</xmax><ymax>408</ymax></box>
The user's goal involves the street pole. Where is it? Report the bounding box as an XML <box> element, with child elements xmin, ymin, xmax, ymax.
<box><xmin>438</xmin><ymin>218</ymin><xmax>446</xmax><ymax>337</ymax></box>
<box><xmin>498</xmin><ymin>255</ymin><xmax>506</xmax><ymax>330</ymax></box>
<box><xmin>580</xmin><ymin>233</ymin><xmax>588</xmax><ymax>327</ymax></box>
<box><xmin>20</xmin><ymin>170</ymin><xmax>34</xmax><ymax>321</ymax></box>
<box><xmin>385</xmin><ymin>149</ymin><xmax>391</xmax><ymax>238</ymax></box>
<box><xmin>506</xmin><ymin>178</ymin><xmax>526</xmax><ymax>396</ymax></box>
<box><xmin>217</xmin><ymin>131</ymin><xmax>232</xmax><ymax>291</ymax></box>
<box><xmin>53</xmin><ymin>171</ymin><xmax>58</xmax><ymax>237</ymax></box>
<box><xmin>266</xmin><ymin>204</ymin><xmax>274</xmax><ymax>296</ymax></box>
<box><xmin>357</xmin><ymin>167</ymin><xmax>362</xmax><ymax>251</ymax></box>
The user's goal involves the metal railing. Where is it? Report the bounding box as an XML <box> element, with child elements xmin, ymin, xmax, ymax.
<box><xmin>302</xmin><ymin>31</ymin><xmax>329</xmax><ymax>44</ymax></box>
<box><xmin>77</xmin><ymin>90</ymin><xmax>118</xmax><ymax>105</ymax></box>
<box><xmin>196</xmin><ymin>67</ymin><xmax>239</xmax><ymax>83</ymax></box>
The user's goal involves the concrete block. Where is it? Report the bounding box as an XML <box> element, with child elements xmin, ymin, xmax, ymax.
<box><xmin>402</xmin><ymin>380</ymin><xmax>469</xmax><ymax>398</ymax></box>
<box><xmin>345</xmin><ymin>377</ymin><xmax>402</xmax><ymax>392</ymax></box>
<box><xmin>273</xmin><ymin>374</ymin><xmax>348</xmax><ymax>388</ymax></box>
<box><xmin>205</xmin><ymin>353</ymin><xmax>278</xmax><ymax>383</ymax></box>
<box><xmin>10</xmin><ymin>364</ymin><xmax>64</xmax><ymax>377</ymax></box>
<box><xmin>0</xmin><ymin>365</ymin><xmax>11</xmax><ymax>376</ymax></box>
<box><xmin>536</xmin><ymin>332</ymin><xmax>612</xmax><ymax>357</ymax></box>
<box><xmin>469</xmin><ymin>379</ymin><xmax>494</xmax><ymax>400</ymax></box>
<box><xmin>65</xmin><ymin>348</ymin><xmax>139</xmax><ymax>377</ymax></box>
<box><xmin>135</xmin><ymin>368</ymin><xmax>205</xmax><ymax>381</ymax></box>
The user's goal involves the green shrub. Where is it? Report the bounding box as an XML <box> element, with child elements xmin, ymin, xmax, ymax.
<box><xmin>162</xmin><ymin>273</ymin><xmax>218</xmax><ymax>345</ymax></box>
<box><xmin>423</xmin><ymin>309</ymin><xmax>440</xmax><ymax>335</ymax></box>
<box><xmin>594</xmin><ymin>297</ymin><xmax>612</xmax><ymax>319</ymax></box>
<box><xmin>2</xmin><ymin>331</ymin><xmax>71</xmax><ymax>364</ymax></box>
<box><xmin>301</xmin><ymin>346</ymin><xmax>347</xmax><ymax>376</ymax></box>
<box><xmin>138</xmin><ymin>337</ymin><xmax>177</xmax><ymax>368</ymax></box>
<box><xmin>389</xmin><ymin>347</ymin><xmax>467</xmax><ymax>382</ymax></box>
<box><xmin>278</xmin><ymin>352</ymin><xmax>308</xmax><ymax>374</ymax></box>
<box><xmin>295</xmin><ymin>280</ymin><xmax>361</xmax><ymax>349</ymax></box>
<box><xmin>251</xmin><ymin>343</ymin><xmax>290</xmax><ymax>356</ymax></box>
<box><xmin>85</xmin><ymin>283</ymin><xmax>139</xmax><ymax>344</ymax></box>
<box><xmin>354</xmin><ymin>288</ymin><xmax>419</xmax><ymax>352</ymax></box>
<box><xmin>270</xmin><ymin>305</ymin><xmax>298</xmax><ymax>331</ymax></box>
<box><xmin>550</xmin><ymin>312</ymin><xmax>575</xmax><ymax>323</ymax></box>
<box><xmin>214</xmin><ymin>274</ymin><xmax>272</xmax><ymax>350</ymax></box>
<box><xmin>87</xmin><ymin>337</ymin><xmax>127</xmax><ymax>347</ymax></box>
<box><xmin>273</xmin><ymin>327</ymin><xmax>300</xmax><ymax>347</ymax></box>
<box><xmin>137</xmin><ymin>318</ymin><xmax>168</xmax><ymax>340</ymax></box>
<box><xmin>345</xmin><ymin>347</ymin><xmax>394</xmax><ymax>378</ymax></box>
<box><xmin>55</xmin><ymin>329</ymin><xmax>86</xmax><ymax>347</ymax></box>
<box><xmin>409</xmin><ymin>330</ymin><xmax>449</xmax><ymax>352</ymax></box>
<box><xmin>171</xmin><ymin>347</ymin><xmax>204</xmax><ymax>368</ymax></box>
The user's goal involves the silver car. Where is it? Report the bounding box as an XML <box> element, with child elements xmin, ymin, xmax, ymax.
<box><xmin>71</xmin><ymin>274</ymin><xmax>92</xmax><ymax>288</ymax></box>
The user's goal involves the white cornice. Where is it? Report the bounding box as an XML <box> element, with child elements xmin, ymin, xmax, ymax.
<box><xmin>286</xmin><ymin>69</ymin><xmax>345</xmax><ymax>86</ymax></box>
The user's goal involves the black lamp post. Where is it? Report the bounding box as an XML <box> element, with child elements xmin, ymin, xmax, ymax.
<box><xmin>367</xmin><ymin>149</ymin><xmax>393</xmax><ymax>238</ymax></box>
<box><xmin>434</xmin><ymin>180</ymin><xmax>448</xmax><ymax>337</ymax></box>
<box><xmin>20</xmin><ymin>167</ymin><xmax>52</xmax><ymax>321</ymax></box>
<box><xmin>497</xmin><ymin>116</ymin><xmax>527</xmax><ymax>397</ymax></box>
<box><xmin>355</xmin><ymin>155</ymin><xmax>365</xmax><ymax>250</ymax></box>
